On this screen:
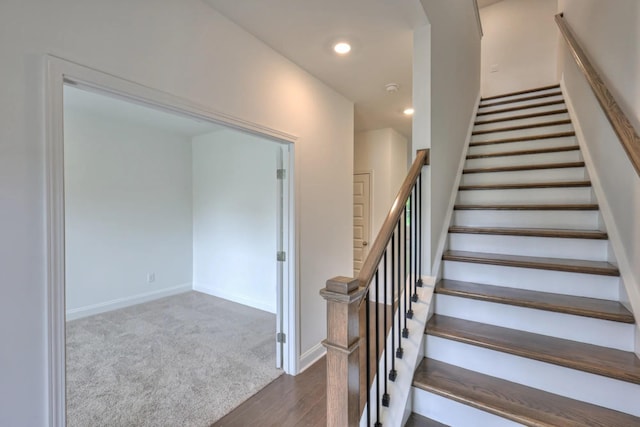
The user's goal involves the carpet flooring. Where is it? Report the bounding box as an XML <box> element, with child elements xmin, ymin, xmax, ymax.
<box><xmin>66</xmin><ymin>291</ymin><xmax>282</xmax><ymax>427</ymax></box>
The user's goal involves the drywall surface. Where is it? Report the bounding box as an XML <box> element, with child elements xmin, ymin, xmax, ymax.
<box><xmin>420</xmin><ymin>0</ymin><xmax>482</xmax><ymax>274</ymax></box>
<box><xmin>354</xmin><ymin>128</ymin><xmax>409</xmax><ymax>236</ymax></box>
<box><xmin>192</xmin><ymin>130</ymin><xmax>279</xmax><ymax>313</ymax></box>
<box><xmin>0</xmin><ymin>0</ymin><xmax>352</xmax><ymax>424</ymax></box>
<box><xmin>480</xmin><ymin>0</ymin><xmax>559</xmax><ymax>97</ymax></box>
<box><xmin>558</xmin><ymin>0</ymin><xmax>640</xmax><ymax>351</ymax></box>
<box><xmin>64</xmin><ymin>109</ymin><xmax>193</xmax><ymax>318</ymax></box>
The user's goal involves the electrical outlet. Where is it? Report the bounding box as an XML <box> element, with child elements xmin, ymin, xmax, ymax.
<box><xmin>147</xmin><ymin>273</ymin><xmax>155</xmax><ymax>283</ymax></box>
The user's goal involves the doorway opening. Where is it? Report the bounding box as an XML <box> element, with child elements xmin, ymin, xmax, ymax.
<box><xmin>46</xmin><ymin>56</ymin><xmax>297</xmax><ymax>426</ymax></box>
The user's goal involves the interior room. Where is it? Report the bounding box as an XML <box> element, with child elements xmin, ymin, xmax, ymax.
<box><xmin>63</xmin><ymin>85</ymin><xmax>289</xmax><ymax>426</ymax></box>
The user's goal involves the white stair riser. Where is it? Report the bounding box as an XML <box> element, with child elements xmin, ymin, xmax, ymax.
<box><xmin>474</xmin><ymin>112</ymin><xmax>570</xmax><ymax>132</ymax></box>
<box><xmin>425</xmin><ymin>336</ymin><xmax>640</xmax><ymax>416</ymax></box>
<box><xmin>477</xmin><ymin>102</ymin><xmax>567</xmax><ymax>122</ymax></box>
<box><xmin>412</xmin><ymin>388</ymin><xmax>522</xmax><ymax>427</ymax></box>
<box><xmin>480</xmin><ymin>87</ymin><xmax>562</xmax><ymax>105</ymax></box>
<box><xmin>465</xmin><ymin>150</ymin><xmax>582</xmax><ymax>169</ymax></box>
<box><xmin>457</xmin><ymin>187</ymin><xmax>593</xmax><ymax>205</ymax></box>
<box><xmin>460</xmin><ymin>167</ymin><xmax>587</xmax><ymax>185</ymax></box>
<box><xmin>471</xmin><ymin>124</ymin><xmax>574</xmax><ymax>143</ymax></box>
<box><xmin>478</xmin><ymin>95</ymin><xmax>565</xmax><ymax>114</ymax></box>
<box><xmin>434</xmin><ymin>294</ymin><xmax>634</xmax><ymax>351</ymax></box>
<box><xmin>452</xmin><ymin>210</ymin><xmax>599</xmax><ymax>229</ymax></box>
<box><xmin>448</xmin><ymin>233</ymin><xmax>607</xmax><ymax>261</ymax></box>
<box><xmin>441</xmin><ymin>261</ymin><xmax>619</xmax><ymax>300</ymax></box>
<box><xmin>468</xmin><ymin>136</ymin><xmax>577</xmax><ymax>156</ymax></box>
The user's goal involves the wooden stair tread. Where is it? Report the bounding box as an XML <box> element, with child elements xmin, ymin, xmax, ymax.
<box><xmin>405</xmin><ymin>413</ymin><xmax>449</xmax><ymax>427</ymax></box>
<box><xmin>448</xmin><ymin>225</ymin><xmax>607</xmax><ymax>239</ymax></box>
<box><xmin>481</xmin><ymin>84</ymin><xmax>560</xmax><ymax>101</ymax></box>
<box><xmin>459</xmin><ymin>181</ymin><xmax>591</xmax><ymax>190</ymax></box>
<box><xmin>463</xmin><ymin>161</ymin><xmax>585</xmax><ymax>174</ymax></box>
<box><xmin>426</xmin><ymin>315</ymin><xmax>640</xmax><ymax>383</ymax></box>
<box><xmin>472</xmin><ymin>119</ymin><xmax>572</xmax><ymax>135</ymax></box>
<box><xmin>442</xmin><ymin>250</ymin><xmax>619</xmax><ymax>276</ymax></box>
<box><xmin>436</xmin><ymin>279</ymin><xmax>633</xmax><ymax>323</ymax></box>
<box><xmin>454</xmin><ymin>203</ymin><xmax>598</xmax><ymax>211</ymax></box>
<box><xmin>414</xmin><ymin>358</ymin><xmax>640</xmax><ymax>427</ymax></box>
<box><xmin>480</xmin><ymin>91</ymin><xmax>563</xmax><ymax>108</ymax></box>
<box><xmin>475</xmin><ymin>109</ymin><xmax>568</xmax><ymax>125</ymax></box>
<box><xmin>476</xmin><ymin>100</ymin><xmax>565</xmax><ymax>116</ymax></box>
<box><xmin>466</xmin><ymin>145</ymin><xmax>579</xmax><ymax>159</ymax></box>
<box><xmin>469</xmin><ymin>131</ymin><xmax>576</xmax><ymax>147</ymax></box>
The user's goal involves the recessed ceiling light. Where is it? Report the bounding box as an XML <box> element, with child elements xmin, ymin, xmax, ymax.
<box><xmin>333</xmin><ymin>42</ymin><xmax>352</xmax><ymax>55</ymax></box>
<box><xmin>403</xmin><ymin>107</ymin><xmax>415</xmax><ymax>116</ymax></box>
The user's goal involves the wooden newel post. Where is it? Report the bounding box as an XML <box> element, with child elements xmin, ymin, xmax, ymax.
<box><xmin>320</xmin><ymin>276</ymin><xmax>366</xmax><ymax>427</ymax></box>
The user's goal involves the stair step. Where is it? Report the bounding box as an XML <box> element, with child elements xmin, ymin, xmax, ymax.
<box><xmin>459</xmin><ymin>180</ymin><xmax>591</xmax><ymax>190</ymax></box>
<box><xmin>476</xmin><ymin>99</ymin><xmax>565</xmax><ymax>117</ymax></box>
<box><xmin>442</xmin><ymin>250</ymin><xmax>619</xmax><ymax>276</ymax></box>
<box><xmin>469</xmin><ymin>131</ymin><xmax>576</xmax><ymax>147</ymax></box>
<box><xmin>480</xmin><ymin>91</ymin><xmax>563</xmax><ymax>108</ymax></box>
<box><xmin>481</xmin><ymin>84</ymin><xmax>561</xmax><ymax>102</ymax></box>
<box><xmin>454</xmin><ymin>204</ymin><xmax>598</xmax><ymax>210</ymax></box>
<box><xmin>472</xmin><ymin>119</ymin><xmax>572</xmax><ymax>136</ymax></box>
<box><xmin>448</xmin><ymin>226</ymin><xmax>606</xmax><ymax>239</ymax></box>
<box><xmin>464</xmin><ymin>161</ymin><xmax>585</xmax><ymax>174</ymax></box>
<box><xmin>466</xmin><ymin>145</ymin><xmax>579</xmax><ymax>159</ymax></box>
<box><xmin>427</xmin><ymin>315</ymin><xmax>640</xmax><ymax>383</ymax></box>
<box><xmin>435</xmin><ymin>279</ymin><xmax>632</xmax><ymax>322</ymax></box>
<box><xmin>414</xmin><ymin>358</ymin><xmax>640</xmax><ymax>427</ymax></box>
<box><xmin>405</xmin><ymin>413</ymin><xmax>449</xmax><ymax>427</ymax></box>
<box><xmin>475</xmin><ymin>108</ymin><xmax>568</xmax><ymax>125</ymax></box>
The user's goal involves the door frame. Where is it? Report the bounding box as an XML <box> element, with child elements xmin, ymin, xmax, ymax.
<box><xmin>44</xmin><ymin>55</ymin><xmax>298</xmax><ymax>427</ymax></box>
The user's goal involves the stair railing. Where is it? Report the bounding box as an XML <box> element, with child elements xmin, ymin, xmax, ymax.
<box><xmin>321</xmin><ymin>148</ymin><xmax>430</xmax><ymax>427</ymax></box>
<box><xmin>555</xmin><ymin>13</ymin><xmax>640</xmax><ymax>177</ymax></box>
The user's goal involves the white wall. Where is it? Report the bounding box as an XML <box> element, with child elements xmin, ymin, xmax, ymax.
<box><xmin>64</xmin><ymin>109</ymin><xmax>193</xmax><ymax>319</ymax></box>
<box><xmin>354</xmin><ymin>128</ymin><xmax>409</xmax><ymax>236</ymax></box>
<box><xmin>0</xmin><ymin>0</ymin><xmax>353</xmax><ymax>424</ymax></box>
<box><xmin>192</xmin><ymin>130</ymin><xmax>279</xmax><ymax>313</ymax></box>
<box><xmin>418</xmin><ymin>0</ymin><xmax>482</xmax><ymax>274</ymax></box>
<box><xmin>480</xmin><ymin>0</ymin><xmax>559</xmax><ymax>97</ymax></box>
<box><xmin>557</xmin><ymin>0</ymin><xmax>640</xmax><ymax>354</ymax></box>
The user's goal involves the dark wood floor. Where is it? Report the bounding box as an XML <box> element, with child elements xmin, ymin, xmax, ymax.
<box><xmin>211</xmin><ymin>357</ymin><xmax>327</xmax><ymax>427</ymax></box>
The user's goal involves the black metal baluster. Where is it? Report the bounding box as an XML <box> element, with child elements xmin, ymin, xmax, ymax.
<box><xmin>375</xmin><ymin>271</ymin><xmax>381</xmax><ymax>427</ymax></box>
<box><xmin>395</xmin><ymin>218</ymin><xmax>404</xmax><ymax>359</ymax></box>
<box><xmin>412</xmin><ymin>184</ymin><xmax>419</xmax><ymax>303</ymax></box>
<box><xmin>389</xmin><ymin>229</ymin><xmax>398</xmax><ymax>379</ymax></box>
<box><xmin>407</xmin><ymin>193</ymin><xmax>415</xmax><ymax>317</ymax></box>
<box><xmin>402</xmin><ymin>205</ymin><xmax>409</xmax><ymax>338</ymax></box>
<box><xmin>417</xmin><ymin>174</ymin><xmax>423</xmax><ymax>288</ymax></box>
<box><xmin>382</xmin><ymin>251</ymin><xmax>390</xmax><ymax>407</ymax></box>
<box><xmin>366</xmin><ymin>291</ymin><xmax>371</xmax><ymax>426</ymax></box>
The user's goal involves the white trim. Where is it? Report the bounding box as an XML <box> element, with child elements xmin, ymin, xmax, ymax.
<box><xmin>431</xmin><ymin>93</ymin><xmax>482</xmax><ymax>279</ymax></box>
<box><xmin>561</xmin><ymin>78</ymin><xmax>640</xmax><ymax>358</ymax></box>
<box><xmin>193</xmin><ymin>283</ymin><xmax>276</xmax><ymax>314</ymax></box>
<box><xmin>45</xmin><ymin>55</ymin><xmax>299</xmax><ymax>426</ymax></box>
<box><xmin>299</xmin><ymin>342</ymin><xmax>326</xmax><ymax>373</ymax></box>
<box><xmin>473</xmin><ymin>0</ymin><xmax>484</xmax><ymax>38</ymax></box>
<box><xmin>66</xmin><ymin>284</ymin><xmax>192</xmax><ymax>321</ymax></box>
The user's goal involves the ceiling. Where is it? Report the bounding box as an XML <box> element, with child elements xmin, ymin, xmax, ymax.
<box><xmin>204</xmin><ymin>0</ymin><xmax>427</xmax><ymax>140</ymax></box>
<box><xmin>477</xmin><ymin>0</ymin><xmax>504</xmax><ymax>8</ymax></box>
<box><xmin>64</xmin><ymin>85</ymin><xmax>223</xmax><ymax>137</ymax></box>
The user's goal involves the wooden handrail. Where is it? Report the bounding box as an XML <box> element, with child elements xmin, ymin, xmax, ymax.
<box><xmin>555</xmin><ymin>13</ymin><xmax>640</xmax><ymax>177</ymax></box>
<box><xmin>356</xmin><ymin>148</ymin><xmax>430</xmax><ymax>306</ymax></box>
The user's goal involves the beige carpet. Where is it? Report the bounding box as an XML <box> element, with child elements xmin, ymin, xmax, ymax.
<box><xmin>66</xmin><ymin>291</ymin><xmax>282</xmax><ymax>427</ymax></box>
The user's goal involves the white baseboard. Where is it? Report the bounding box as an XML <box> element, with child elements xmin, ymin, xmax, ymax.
<box><xmin>65</xmin><ymin>283</ymin><xmax>192</xmax><ymax>321</ymax></box>
<box><xmin>561</xmin><ymin>78</ymin><xmax>640</xmax><ymax>358</ymax></box>
<box><xmin>193</xmin><ymin>282</ymin><xmax>276</xmax><ymax>314</ymax></box>
<box><xmin>299</xmin><ymin>342</ymin><xmax>326</xmax><ymax>373</ymax></box>
<box><xmin>431</xmin><ymin>92</ymin><xmax>482</xmax><ymax>279</ymax></box>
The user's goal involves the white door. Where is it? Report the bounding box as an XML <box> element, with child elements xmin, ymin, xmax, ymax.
<box><xmin>353</xmin><ymin>173</ymin><xmax>371</xmax><ymax>276</ymax></box>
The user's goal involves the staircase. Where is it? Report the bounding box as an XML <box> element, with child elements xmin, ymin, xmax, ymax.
<box><xmin>407</xmin><ymin>84</ymin><xmax>640</xmax><ymax>426</ymax></box>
